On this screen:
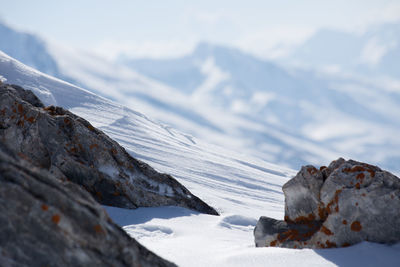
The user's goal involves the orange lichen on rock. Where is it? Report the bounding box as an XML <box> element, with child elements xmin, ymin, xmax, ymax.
<box><xmin>293</xmin><ymin>213</ymin><xmax>316</xmax><ymax>224</ymax></box>
<box><xmin>367</xmin><ymin>169</ymin><xmax>375</xmax><ymax>177</ymax></box>
<box><xmin>350</xmin><ymin>221</ymin><xmax>362</xmax><ymax>232</ymax></box>
<box><xmin>111</xmin><ymin>148</ymin><xmax>118</xmax><ymax>155</ymax></box>
<box><xmin>277</xmin><ymin>229</ymin><xmax>300</xmax><ymax>242</ymax></box>
<box><xmin>41</xmin><ymin>204</ymin><xmax>49</xmax><ymax>211</ymax></box>
<box><xmin>342</xmin><ymin>220</ymin><xmax>347</xmax><ymax>225</ymax></box>
<box><xmin>307</xmin><ymin>167</ymin><xmax>318</xmax><ymax>175</ymax></box>
<box><xmin>355</xmin><ymin>183</ymin><xmax>361</xmax><ymax>189</ymax></box>
<box><xmin>87</xmin><ymin>124</ymin><xmax>95</xmax><ymax>131</ymax></box>
<box><xmin>17</xmin><ymin>104</ymin><xmax>23</xmax><ymax>114</ymax></box>
<box><xmin>270</xmin><ymin>240</ymin><xmax>277</xmax><ymax>247</ymax></box>
<box><xmin>342</xmin><ymin>242</ymin><xmax>351</xmax><ymax>247</ymax></box>
<box><xmin>94</xmin><ymin>224</ymin><xmax>104</xmax><ymax>234</ymax></box>
<box><xmin>89</xmin><ymin>143</ymin><xmax>99</xmax><ymax>150</ymax></box>
<box><xmin>325</xmin><ymin>240</ymin><xmax>337</xmax><ymax>248</ymax></box>
<box><xmin>319</xmin><ymin>166</ymin><xmax>327</xmax><ymax>171</ymax></box>
<box><xmin>318</xmin><ymin>206</ymin><xmax>328</xmax><ymax>221</ymax></box>
<box><xmin>356</xmin><ymin>173</ymin><xmax>365</xmax><ymax>180</ymax></box>
<box><xmin>52</xmin><ymin>214</ymin><xmax>61</xmax><ymax>224</ymax></box>
<box><xmin>343</xmin><ymin>164</ymin><xmax>376</xmax><ymax>178</ymax></box>
<box><xmin>26</xmin><ymin>116</ymin><xmax>35</xmax><ymax>123</ymax></box>
<box><xmin>349</xmin><ymin>166</ymin><xmax>365</xmax><ymax>173</ymax></box>
<box><xmin>320</xmin><ymin>226</ymin><xmax>333</xmax><ymax>236</ymax></box>
<box><xmin>326</xmin><ymin>189</ymin><xmax>342</xmax><ymax>214</ymax></box>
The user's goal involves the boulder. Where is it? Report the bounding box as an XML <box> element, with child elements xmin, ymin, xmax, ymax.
<box><xmin>0</xmin><ymin>142</ymin><xmax>175</xmax><ymax>266</ymax></box>
<box><xmin>255</xmin><ymin>158</ymin><xmax>400</xmax><ymax>248</ymax></box>
<box><xmin>0</xmin><ymin>83</ymin><xmax>218</xmax><ymax>215</ymax></box>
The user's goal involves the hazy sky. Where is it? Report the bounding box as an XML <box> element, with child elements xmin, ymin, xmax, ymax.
<box><xmin>1</xmin><ymin>0</ymin><xmax>399</xmax><ymax>59</ymax></box>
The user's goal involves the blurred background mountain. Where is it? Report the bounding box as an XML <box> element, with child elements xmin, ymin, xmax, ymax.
<box><xmin>0</xmin><ymin>0</ymin><xmax>399</xmax><ymax>173</ymax></box>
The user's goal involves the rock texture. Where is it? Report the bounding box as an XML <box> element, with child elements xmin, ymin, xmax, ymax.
<box><xmin>0</xmin><ymin>142</ymin><xmax>175</xmax><ymax>267</ymax></box>
<box><xmin>0</xmin><ymin>83</ymin><xmax>218</xmax><ymax>215</ymax></box>
<box><xmin>255</xmin><ymin>158</ymin><xmax>400</xmax><ymax>248</ymax></box>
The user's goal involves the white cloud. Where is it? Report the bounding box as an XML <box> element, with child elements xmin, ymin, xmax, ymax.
<box><xmin>234</xmin><ymin>25</ymin><xmax>316</xmax><ymax>59</ymax></box>
<box><xmin>93</xmin><ymin>40</ymin><xmax>196</xmax><ymax>60</ymax></box>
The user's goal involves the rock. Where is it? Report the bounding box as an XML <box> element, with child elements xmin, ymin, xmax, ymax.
<box><xmin>255</xmin><ymin>158</ymin><xmax>400</xmax><ymax>248</ymax></box>
<box><xmin>0</xmin><ymin>141</ymin><xmax>175</xmax><ymax>267</ymax></box>
<box><xmin>0</xmin><ymin>83</ymin><xmax>218</xmax><ymax>215</ymax></box>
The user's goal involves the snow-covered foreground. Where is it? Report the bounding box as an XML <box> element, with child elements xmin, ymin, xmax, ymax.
<box><xmin>1</xmin><ymin>51</ymin><xmax>400</xmax><ymax>266</ymax></box>
<box><xmin>105</xmin><ymin>206</ymin><xmax>400</xmax><ymax>267</ymax></box>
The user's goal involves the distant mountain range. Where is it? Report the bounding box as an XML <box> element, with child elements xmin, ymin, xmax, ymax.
<box><xmin>1</xmin><ymin>20</ymin><xmax>399</xmax><ymax>173</ymax></box>
<box><xmin>285</xmin><ymin>22</ymin><xmax>400</xmax><ymax>80</ymax></box>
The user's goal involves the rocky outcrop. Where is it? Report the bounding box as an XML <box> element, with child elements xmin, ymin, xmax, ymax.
<box><xmin>0</xmin><ymin>142</ymin><xmax>175</xmax><ymax>266</ymax></box>
<box><xmin>254</xmin><ymin>158</ymin><xmax>400</xmax><ymax>248</ymax></box>
<box><xmin>0</xmin><ymin>83</ymin><xmax>218</xmax><ymax>215</ymax></box>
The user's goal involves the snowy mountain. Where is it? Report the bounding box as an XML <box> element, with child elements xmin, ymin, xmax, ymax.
<box><xmin>285</xmin><ymin>22</ymin><xmax>400</xmax><ymax>80</ymax></box>
<box><xmin>1</xmin><ymin>20</ymin><xmax>400</xmax><ymax>175</ymax></box>
<box><xmin>2</xmin><ymin>50</ymin><xmax>400</xmax><ymax>266</ymax></box>
<box><xmin>0</xmin><ymin>21</ymin><xmax>337</xmax><ymax>170</ymax></box>
<box><xmin>120</xmin><ymin>42</ymin><xmax>400</xmax><ymax>174</ymax></box>
<box><xmin>0</xmin><ymin>20</ymin><xmax>75</xmax><ymax>84</ymax></box>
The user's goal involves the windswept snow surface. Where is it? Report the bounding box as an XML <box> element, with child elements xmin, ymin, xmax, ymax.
<box><xmin>1</xmin><ymin>51</ymin><xmax>400</xmax><ymax>266</ymax></box>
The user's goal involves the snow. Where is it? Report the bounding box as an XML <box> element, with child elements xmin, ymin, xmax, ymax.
<box><xmin>46</xmin><ymin>40</ymin><xmax>342</xmax><ymax>172</ymax></box>
<box><xmin>2</xmin><ymin>50</ymin><xmax>400</xmax><ymax>266</ymax></box>
<box><xmin>117</xmin><ymin>42</ymin><xmax>400</xmax><ymax>175</ymax></box>
<box><xmin>105</xmin><ymin>206</ymin><xmax>400</xmax><ymax>267</ymax></box>
<box><xmin>2</xmin><ymin>21</ymin><xmax>400</xmax><ymax>175</ymax></box>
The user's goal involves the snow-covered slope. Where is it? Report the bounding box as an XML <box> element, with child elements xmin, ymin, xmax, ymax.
<box><xmin>1</xmin><ymin>21</ymin><xmax>400</xmax><ymax>175</ymax></box>
<box><xmin>121</xmin><ymin>43</ymin><xmax>400</xmax><ymax>174</ymax></box>
<box><xmin>0</xmin><ymin>21</ymin><xmax>349</xmax><ymax>171</ymax></box>
<box><xmin>0</xmin><ymin>50</ymin><xmax>293</xmax><ymax>217</ymax></box>
<box><xmin>47</xmin><ymin>41</ymin><xmax>341</xmax><ymax>170</ymax></box>
<box><xmin>2</xmin><ymin>51</ymin><xmax>400</xmax><ymax>267</ymax></box>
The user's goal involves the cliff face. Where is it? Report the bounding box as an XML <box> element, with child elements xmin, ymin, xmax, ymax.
<box><xmin>0</xmin><ymin>83</ymin><xmax>218</xmax><ymax>215</ymax></box>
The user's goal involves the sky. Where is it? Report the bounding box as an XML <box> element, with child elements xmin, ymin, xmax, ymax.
<box><xmin>1</xmin><ymin>0</ymin><xmax>400</xmax><ymax>59</ymax></box>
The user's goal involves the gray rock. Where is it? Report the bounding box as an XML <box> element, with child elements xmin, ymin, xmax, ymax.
<box><xmin>282</xmin><ymin>165</ymin><xmax>324</xmax><ymax>222</ymax></box>
<box><xmin>0</xmin><ymin>142</ymin><xmax>175</xmax><ymax>267</ymax></box>
<box><xmin>255</xmin><ymin>158</ymin><xmax>400</xmax><ymax>248</ymax></box>
<box><xmin>0</xmin><ymin>83</ymin><xmax>218</xmax><ymax>215</ymax></box>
